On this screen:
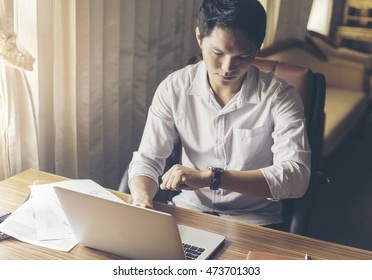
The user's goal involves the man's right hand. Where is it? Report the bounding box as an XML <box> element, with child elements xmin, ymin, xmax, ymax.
<box><xmin>128</xmin><ymin>176</ymin><xmax>158</xmax><ymax>209</ymax></box>
<box><xmin>132</xmin><ymin>196</ymin><xmax>154</xmax><ymax>209</ymax></box>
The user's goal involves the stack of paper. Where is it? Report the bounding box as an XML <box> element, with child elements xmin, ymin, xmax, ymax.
<box><xmin>0</xmin><ymin>180</ymin><xmax>125</xmax><ymax>252</ymax></box>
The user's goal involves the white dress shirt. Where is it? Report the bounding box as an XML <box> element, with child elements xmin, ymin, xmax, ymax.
<box><xmin>129</xmin><ymin>61</ymin><xmax>311</xmax><ymax>226</ymax></box>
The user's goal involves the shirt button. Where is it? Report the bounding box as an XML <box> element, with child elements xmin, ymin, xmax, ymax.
<box><xmin>216</xmin><ymin>139</ymin><xmax>222</xmax><ymax>145</ymax></box>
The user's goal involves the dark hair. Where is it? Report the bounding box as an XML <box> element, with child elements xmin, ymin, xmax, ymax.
<box><xmin>197</xmin><ymin>0</ymin><xmax>267</xmax><ymax>49</ymax></box>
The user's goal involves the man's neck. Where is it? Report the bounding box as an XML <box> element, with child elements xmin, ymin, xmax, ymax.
<box><xmin>209</xmin><ymin>77</ymin><xmax>245</xmax><ymax>107</ymax></box>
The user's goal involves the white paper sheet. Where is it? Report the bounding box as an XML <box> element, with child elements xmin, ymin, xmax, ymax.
<box><xmin>30</xmin><ymin>179</ymin><xmax>125</xmax><ymax>241</ymax></box>
<box><xmin>0</xmin><ymin>179</ymin><xmax>126</xmax><ymax>252</ymax></box>
<box><xmin>0</xmin><ymin>197</ymin><xmax>77</xmax><ymax>252</ymax></box>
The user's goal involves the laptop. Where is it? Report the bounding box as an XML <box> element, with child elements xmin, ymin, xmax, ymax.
<box><xmin>54</xmin><ymin>187</ymin><xmax>225</xmax><ymax>260</ymax></box>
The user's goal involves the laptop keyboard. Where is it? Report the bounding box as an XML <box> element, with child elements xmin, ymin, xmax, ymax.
<box><xmin>0</xmin><ymin>232</ymin><xmax>10</xmax><ymax>240</ymax></box>
<box><xmin>182</xmin><ymin>243</ymin><xmax>205</xmax><ymax>260</ymax></box>
<box><xmin>0</xmin><ymin>211</ymin><xmax>11</xmax><ymax>240</ymax></box>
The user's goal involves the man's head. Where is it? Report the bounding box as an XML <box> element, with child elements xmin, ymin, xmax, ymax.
<box><xmin>197</xmin><ymin>0</ymin><xmax>266</xmax><ymax>50</ymax></box>
<box><xmin>195</xmin><ymin>0</ymin><xmax>267</xmax><ymax>95</ymax></box>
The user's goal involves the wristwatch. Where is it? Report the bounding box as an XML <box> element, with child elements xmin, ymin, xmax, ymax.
<box><xmin>207</xmin><ymin>167</ymin><xmax>224</xmax><ymax>190</ymax></box>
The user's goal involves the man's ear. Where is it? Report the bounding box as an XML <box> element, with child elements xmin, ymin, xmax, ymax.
<box><xmin>195</xmin><ymin>26</ymin><xmax>202</xmax><ymax>47</ymax></box>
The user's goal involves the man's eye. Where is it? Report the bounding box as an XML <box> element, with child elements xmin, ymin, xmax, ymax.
<box><xmin>212</xmin><ymin>50</ymin><xmax>223</xmax><ymax>56</ymax></box>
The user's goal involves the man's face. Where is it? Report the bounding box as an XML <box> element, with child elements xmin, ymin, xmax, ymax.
<box><xmin>196</xmin><ymin>26</ymin><xmax>257</xmax><ymax>93</ymax></box>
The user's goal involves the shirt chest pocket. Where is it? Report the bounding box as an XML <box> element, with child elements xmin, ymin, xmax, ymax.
<box><xmin>228</xmin><ymin>125</ymin><xmax>270</xmax><ymax>169</ymax></box>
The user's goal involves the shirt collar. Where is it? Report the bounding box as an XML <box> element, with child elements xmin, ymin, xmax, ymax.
<box><xmin>185</xmin><ymin>61</ymin><xmax>209</xmax><ymax>97</ymax></box>
<box><xmin>186</xmin><ymin>62</ymin><xmax>262</xmax><ymax>105</ymax></box>
<box><xmin>236</xmin><ymin>64</ymin><xmax>261</xmax><ymax>105</ymax></box>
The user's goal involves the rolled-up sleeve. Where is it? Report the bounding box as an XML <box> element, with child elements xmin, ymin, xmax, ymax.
<box><xmin>260</xmin><ymin>84</ymin><xmax>311</xmax><ymax>200</ymax></box>
<box><xmin>128</xmin><ymin>79</ymin><xmax>178</xmax><ymax>185</ymax></box>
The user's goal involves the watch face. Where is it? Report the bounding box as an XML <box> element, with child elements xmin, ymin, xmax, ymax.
<box><xmin>208</xmin><ymin>167</ymin><xmax>224</xmax><ymax>190</ymax></box>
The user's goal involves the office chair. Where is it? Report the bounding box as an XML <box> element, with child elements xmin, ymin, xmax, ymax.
<box><xmin>119</xmin><ymin>56</ymin><xmax>326</xmax><ymax>236</ymax></box>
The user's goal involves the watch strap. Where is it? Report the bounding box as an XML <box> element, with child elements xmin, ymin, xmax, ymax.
<box><xmin>208</xmin><ymin>167</ymin><xmax>224</xmax><ymax>190</ymax></box>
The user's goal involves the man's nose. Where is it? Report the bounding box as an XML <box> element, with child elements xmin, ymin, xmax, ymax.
<box><xmin>221</xmin><ymin>57</ymin><xmax>235</xmax><ymax>75</ymax></box>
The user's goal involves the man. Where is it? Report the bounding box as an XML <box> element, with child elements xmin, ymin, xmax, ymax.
<box><xmin>128</xmin><ymin>0</ymin><xmax>311</xmax><ymax>228</ymax></box>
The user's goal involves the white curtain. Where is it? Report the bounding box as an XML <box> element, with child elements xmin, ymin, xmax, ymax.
<box><xmin>307</xmin><ymin>0</ymin><xmax>334</xmax><ymax>36</ymax></box>
<box><xmin>274</xmin><ymin>0</ymin><xmax>314</xmax><ymax>42</ymax></box>
<box><xmin>260</xmin><ymin>0</ymin><xmax>281</xmax><ymax>47</ymax></box>
<box><xmin>0</xmin><ymin>0</ymin><xmax>38</xmax><ymax>181</ymax></box>
<box><xmin>14</xmin><ymin>0</ymin><xmax>202</xmax><ymax>188</ymax></box>
<box><xmin>261</xmin><ymin>0</ymin><xmax>313</xmax><ymax>47</ymax></box>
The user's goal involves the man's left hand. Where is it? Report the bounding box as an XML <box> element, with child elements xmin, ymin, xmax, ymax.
<box><xmin>160</xmin><ymin>164</ymin><xmax>212</xmax><ymax>191</ymax></box>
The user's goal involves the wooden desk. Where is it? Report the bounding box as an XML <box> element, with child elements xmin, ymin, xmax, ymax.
<box><xmin>1</xmin><ymin>169</ymin><xmax>372</xmax><ymax>260</ymax></box>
